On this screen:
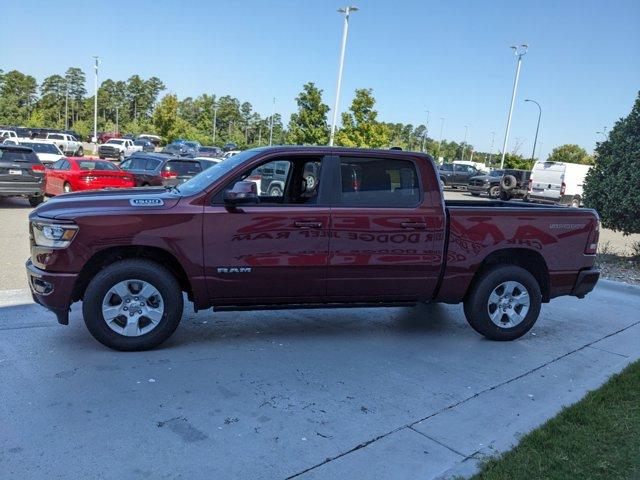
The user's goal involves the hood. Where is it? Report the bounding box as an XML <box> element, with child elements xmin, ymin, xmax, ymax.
<box><xmin>470</xmin><ymin>174</ymin><xmax>497</xmax><ymax>182</ymax></box>
<box><xmin>32</xmin><ymin>188</ymin><xmax>181</xmax><ymax>220</ymax></box>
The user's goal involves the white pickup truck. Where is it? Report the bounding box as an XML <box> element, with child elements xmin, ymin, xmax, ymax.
<box><xmin>46</xmin><ymin>133</ymin><xmax>83</xmax><ymax>156</ymax></box>
<box><xmin>98</xmin><ymin>138</ymin><xmax>143</xmax><ymax>161</ymax></box>
<box><xmin>0</xmin><ymin>130</ymin><xmax>18</xmax><ymax>141</ymax></box>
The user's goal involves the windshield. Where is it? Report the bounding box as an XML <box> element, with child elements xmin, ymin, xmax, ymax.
<box><xmin>106</xmin><ymin>139</ymin><xmax>124</xmax><ymax>145</ymax></box>
<box><xmin>21</xmin><ymin>142</ymin><xmax>60</xmax><ymax>154</ymax></box>
<box><xmin>489</xmin><ymin>170</ymin><xmax>504</xmax><ymax>177</ymax></box>
<box><xmin>176</xmin><ymin>149</ymin><xmax>260</xmax><ymax>196</ymax></box>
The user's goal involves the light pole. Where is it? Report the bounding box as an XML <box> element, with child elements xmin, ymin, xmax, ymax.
<box><xmin>115</xmin><ymin>105</ymin><xmax>119</xmax><ymax>133</ymax></box>
<box><xmin>500</xmin><ymin>44</ymin><xmax>528</xmax><ymax>168</ymax></box>
<box><xmin>525</xmin><ymin>98</ymin><xmax>541</xmax><ymax>162</ymax></box>
<box><xmin>439</xmin><ymin>117</ymin><xmax>445</xmax><ymax>159</ymax></box>
<box><xmin>212</xmin><ymin>101</ymin><xmax>218</xmax><ymax>144</ymax></box>
<box><xmin>64</xmin><ymin>81</ymin><xmax>69</xmax><ymax>130</ymax></box>
<box><xmin>421</xmin><ymin>110</ymin><xmax>430</xmax><ymax>152</ymax></box>
<box><xmin>488</xmin><ymin>131</ymin><xmax>495</xmax><ymax>167</ymax></box>
<box><xmin>461</xmin><ymin>125</ymin><xmax>469</xmax><ymax>161</ymax></box>
<box><xmin>596</xmin><ymin>126</ymin><xmax>607</xmax><ymax>140</ymax></box>
<box><xmin>92</xmin><ymin>56</ymin><xmax>99</xmax><ymax>148</ymax></box>
<box><xmin>269</xmin><ymin>97</ymin><xmax>275</xmax><ymax>146</ymax></box>
<box><xmin>329</xmin><ymin>6</ymin><xmax>358</xmax><ymax>146</ymax></box>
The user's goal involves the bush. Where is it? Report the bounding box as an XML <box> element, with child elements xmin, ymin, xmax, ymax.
<box><xmin>584</xmin><ymin>92</ymin><xmax>640</xmax><ymax>235</ymax></box>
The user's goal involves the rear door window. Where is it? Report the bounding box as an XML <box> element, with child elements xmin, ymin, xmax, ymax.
<box><xmin>337</xmin><ymin>157</ymin><xmax>420</xmax><ymax>207</ymax></box>
<box><xmin>166</xmin><ymin>161</ymin><xmax>202</xmax><ymax>176</ymax></box>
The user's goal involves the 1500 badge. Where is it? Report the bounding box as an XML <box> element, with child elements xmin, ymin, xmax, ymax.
<box><xmin>130</xmin><ymin>198</ymin><xmax>164</xmax><ymax>207</ymax></box>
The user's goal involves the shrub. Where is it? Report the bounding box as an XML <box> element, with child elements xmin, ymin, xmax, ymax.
<box><xmin>584</xmin><ymin>92</ymin><xmax>640</xmax><ymax>235</ymax></box>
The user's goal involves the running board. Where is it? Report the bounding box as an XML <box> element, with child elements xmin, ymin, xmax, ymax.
<box><xmin>213</xmin><ymin>301</ymin><xmax>419</xmax><ymax>312</ymax></box>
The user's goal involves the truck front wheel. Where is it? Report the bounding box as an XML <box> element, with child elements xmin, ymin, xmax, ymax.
<box><xmin>82</xmin><ymin>259</ymin><xmax>184</xmax><ymax>351</ymax></box>
<box><xmin>463</xmin><ymin>265</ymin><xmax>541</xmax><ymax>341</ymax></box>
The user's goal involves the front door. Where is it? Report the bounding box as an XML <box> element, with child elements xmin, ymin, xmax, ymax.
<box><xmin>203</xmin><ymin>155</ymin><xmax>330</xmax><ymax>305</ymax></box>
<box><xmin>327</xmin><ymin>154</ymin><xmax>442</xmax><ymax>302</ymax></box>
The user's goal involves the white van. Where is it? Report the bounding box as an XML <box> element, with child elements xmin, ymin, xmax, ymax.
<box><xmin>528</xmin><ymin>161</ymin><xmax>592</xmax><ymax>207</ymax></box>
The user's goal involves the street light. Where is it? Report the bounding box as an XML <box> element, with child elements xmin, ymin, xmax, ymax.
<box><xmin>596</xmin><ymin>126</ymin><xmax>608</xmax><ymax>140</ymax></box>
<box><xmin>439</xmin><ymin>117</ymin><xmax>445</xmax><ymax>159</ymax></box>
<box><xmin>269</xmin><ymin>97</ymin><xmax>276</xmax><ymax>146</ymax></box>
<box><xmin>461</xmin><ymin>125</ymin><xmax>469</xmax><ymax>161</ymax></box>
<box><xmin>488</xmin><ymin>131</ymin><xmax>495</xmax><ymax>167</ymax></box>
<box><xmin>329</xmin><ymin>6</ymin><xmax>358</xmax><ymax>146</ymax></box>
<box><xmin>525</xmin><ymin>99</ymin><xmax>541</xmax><ymax>162</ymax></box>
<box><xmin>212</xmin><ymin>100</ymin><xmax>218</xmax><ymax>144</ymax></box>
<box><xmin>500</xmin><ymin>43</ymin><xmax>528</xmax><ymax>168</ymax></box>
<box><xmin>421</xmin><ymin>110</ymin><xmax>430</xmax><ymax>152</ymax></box>
<box><xmin>92</xmin><ymin>56</ymin><xmax>99</xmax><ymax>147</ymax></box>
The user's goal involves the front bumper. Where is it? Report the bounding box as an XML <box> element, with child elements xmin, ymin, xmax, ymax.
<box><xmin>26</xmin><ymin>259</ymin><xmax>78</xmax><ymax>324</ymax></box>
<box><xmin>98</xmin><ymin>149</ymin><xmax>121</xmax><ymax>159</ymax></box>
<box><xmin>467</xmin><ymin>184</ymin><xmax>489</xmax><ymax>194</ymax></box>
<box><xmin>571</xmin><ymin>268</ymin><xmax>600</xmax><ymax>298</ymax></box>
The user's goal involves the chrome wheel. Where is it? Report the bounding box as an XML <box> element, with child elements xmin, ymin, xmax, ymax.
<box><xmin>101</xmin><ymin>279</ymin><xmax>164</xmax><ymax>337</ymax></box>
<box><xmin>487</xmin><ymin>281</ymin><xmax>530</xmax><ymax>329</ymax></box>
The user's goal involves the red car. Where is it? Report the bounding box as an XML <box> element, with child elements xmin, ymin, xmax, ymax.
<box><xmin>97</xmin><ymin>132</ymin><xmax>122</xmax><ymax>144</ymax></box>
<box><xmin>44</xmin><ymin>157</ymin><xmax>135</xmax><ymax>195</ymax></box>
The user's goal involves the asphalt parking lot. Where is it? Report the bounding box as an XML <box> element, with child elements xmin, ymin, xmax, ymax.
<box><xmin>1</xmin><ymin>190</ymin><xmax>639</xmax><ymax>479</ymax></box>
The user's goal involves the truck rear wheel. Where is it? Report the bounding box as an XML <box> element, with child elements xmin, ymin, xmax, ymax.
<box><xmin>463</xmin><ymin>265</ymin><xmax>541</xmax><ymax>341</ymax></box>
<box><xmin>82</xmin><ymin>259</ymin><xmax>184</xmax><ymax>351</ymax></box>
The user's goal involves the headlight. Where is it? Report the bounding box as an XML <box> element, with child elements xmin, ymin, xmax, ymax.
<box><xmin>31</xmin><ymin>222</ymin><xmax>78</xmax><ymax>248</ymax></box>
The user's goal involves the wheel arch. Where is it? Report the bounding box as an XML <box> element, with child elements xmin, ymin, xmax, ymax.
<box><xmin>467</xmin><ymin>248</ymin><xmax>550</xmax><ymax>302</ymax></box>
<box><xmin>72</xmin><ymin>245</ymin><xmax>192</xmax><ymax>303</ymax></box>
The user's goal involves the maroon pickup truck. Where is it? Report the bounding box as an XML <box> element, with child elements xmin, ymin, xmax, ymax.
<box><xmin>26</xmin><ymin>147</ymin><xmax>600</xmax><ymax>351</ymax></box>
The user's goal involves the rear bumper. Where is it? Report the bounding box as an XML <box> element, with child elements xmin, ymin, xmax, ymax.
<box><xmin>571</xmin><ymin>268</ymin><xmax>600</xmax><ymax>298</ymax></box>
<box><xmin>0</xmin><ymin>182</ymin><xmax>43</xmax><ymax>196</ymax></box>
<box><xmin>26</xmin><ymin>259</ymin><xmax>78</xmax><ymax>324</ymax></box>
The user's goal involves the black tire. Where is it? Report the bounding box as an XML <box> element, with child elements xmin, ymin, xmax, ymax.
<box><xmin>118</xmin><ymin>151</ymin><xmax>124</xmax><ymax>162</ymax></box>
<box><xmin>470</xmin><ymin>192</ymin><xmax>480</xmax><ymax>196</ymax></box>
<box><xmin>82</xmin><ymin>259</ymin><xmax>184</xmax><ymax>351</ymax></box>
<box><xmin>77</xmin><ymin>146</ymin><xmax>84</xmax><ymax>156</ymax></box>
<box><xmin>463</xmin><ymin>265</ymin><xmax>541</xmax><ymax>341</ymax></box>
<box><xmin>489</xmin><ymin>185</ymin><xmax>500</xmax><ymax>198</ymax></box>
<box><xmin>501</xmin><ymin>175</ymin><xmax>517</xmax><ymax>191</ymax></box>
<box><xmin>269</xmin><ymin>185</ymin><xmax>283</xmax><ymax>197</ymax></box>
<box><xmin>29</xmin><ymin>195</ymin><xmax>44</xmax><ymax>207</ymax></box>
<box><xmin>499</xmin><ymin>191</ymin><xmax>511</xmax><ymax>201</ymax></box>
<box><xmin>63</xmin><ymin>182</ymin><xmax>72</xmax><ymax>193</ymax></box>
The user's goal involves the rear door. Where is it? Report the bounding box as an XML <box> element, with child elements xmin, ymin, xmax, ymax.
<box><xmin>327</xmin><ymin>154</ymin><xmax>442</xmax><ymax>302</ymax></box>
<box><xmin>531</xmin><ymin>162</ymin><xmax>564</xmax><ymax>201</ymax></box>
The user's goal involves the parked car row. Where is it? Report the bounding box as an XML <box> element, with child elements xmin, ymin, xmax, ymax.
<box><xmin>439</xmin><ymin>160</ymin><xmax>592</xmax><ymax>207</ymax></box>
<box><xmin>0</xmin><ymin>143</ymin><xmax>228</xmax><ymax>206</ymax></box>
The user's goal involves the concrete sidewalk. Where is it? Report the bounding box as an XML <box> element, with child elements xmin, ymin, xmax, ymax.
<box><xmin>0</xmin><ymin>280</ymin><xmax>638</xmax><ymax>479</ymax></box>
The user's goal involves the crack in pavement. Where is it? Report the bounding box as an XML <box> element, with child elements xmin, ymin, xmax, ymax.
<box><xmin>586</xmin><ymin>344</ymin><xmax>629</xmax><ymax>358</ymax></box>
<box><xmin>285</xmin><ymin>319</ymin><xmax>640</xmax><ymax>479</ymax></box>
<box><xmin>407</xmin><ymin>426</ymin><xmax>467</xmax><ymax>458</ymax></box>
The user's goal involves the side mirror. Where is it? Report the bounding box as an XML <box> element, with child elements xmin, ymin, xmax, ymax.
<box><xmin>223</xmin><ymin>181</ymin><xmax>260</xmax><ymax>205</ymax></box>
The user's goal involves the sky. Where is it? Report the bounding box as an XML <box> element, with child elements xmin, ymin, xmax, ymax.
<box><xmin>1</xmin><ymin>0</ymin><xmax>639</xmax><ymax>158</ymax></box>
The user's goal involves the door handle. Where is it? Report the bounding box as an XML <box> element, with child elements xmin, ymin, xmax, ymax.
<box><xmin>401</xmin><ymin>222</ymin><xmax>427</xmax><ymax>230</ymax></box>
<box><xmin>294</xmin><ymin>221</ymin><xmax>323</xmax><ymax>229</ymax></box>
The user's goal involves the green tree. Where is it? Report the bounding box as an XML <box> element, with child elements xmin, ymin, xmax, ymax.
<box><xmin>65</xmin><ymin>67</ymin><xmax>86</xmax><ymax>124</ymax></box>
<box><xmin>287</xmin><ymin>82</ymin><xmax>329</xmax><ymax>145</ymax></box>
<box><xmin>336</xmin><ymin>89</ymin><xmax>391</xmax><ymax>148</ymax></box>
<box><xmin>0</xmin><ymin>70</ymin><xmax>38</xmax><ymax>124</ymax></box>
<box><xmin>546</xmin><ymin>144</ymin><xmax>594</xmax><ymax>165</ymax></box>
<box><xmin>39</xmin><ymin>74</ymin><xmax>66</xmax><ymax>125</ymax></box>
<box><xmin>584</xmin><ymin>92</ymin><xmax>640</xmax><ymax>234</ymax></box>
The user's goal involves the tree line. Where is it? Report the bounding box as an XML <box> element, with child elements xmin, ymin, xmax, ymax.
<box><xmin>0</xmin><ymin>67</ymin><xmax>593</xmax><ymax>169</ymax></box>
